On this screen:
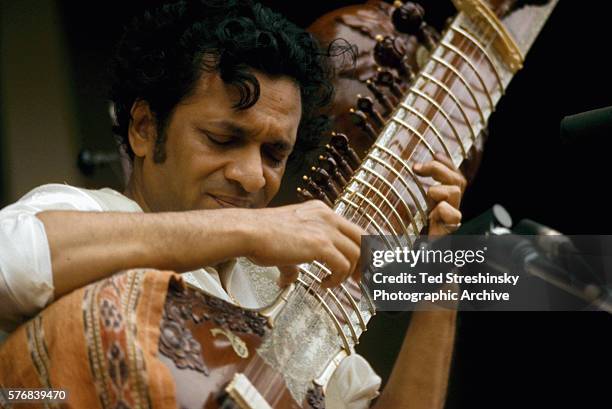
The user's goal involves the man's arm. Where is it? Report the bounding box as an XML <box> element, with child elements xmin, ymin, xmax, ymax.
<box><xmin>372</xmin><ymin>310</ymin><xmax>457</xmax><ymax>409</ymax></box>
<box><xmin>37</xmin><ymin>199</ymin><xmax>364</xmax><ymax>300</ymax></box>
<box><xmin>371</xmin><ymin>154</ymin><xmax>465</xmax><ymax>409</ymax></box>
<box><xmin>37</xmin><ymin>209</ymin><xmax>249</xmax><ymax>298</ymax></box>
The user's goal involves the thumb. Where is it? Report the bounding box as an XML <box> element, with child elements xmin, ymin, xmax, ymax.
<box><xmin>278</xmin><ymin>265</ymin><xmax>300</xmax><ymax>287</ymax></box>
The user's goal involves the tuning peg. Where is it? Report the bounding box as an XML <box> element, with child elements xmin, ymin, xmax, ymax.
<box><xmin>319</xmin><ymin>155</ymin><xmax>348</xmax><ymax>187</ymax></box>
<box><xmin>330</xmin><ymin>132</ymin><xmax>361</xmax><ymax>169</ymax></box>
<box><xmin>374</xmin><ymin>35</ymin><xmax>413</xmax><ymax>80</ymax></box>
<box><xmin>391</xmin><ymin>1</ymin><xmax>438</xmax><ymax>51</ymax></box>
<box><xmin>365</xmin><ymin>79</ymin><xmax>393</xmax><ymax>115</ymax></box>
<box><xmin>357</xmin><ymin>94</ymin><xmax>385</xmax><ymax>128</ymax></box>
<box><xmin>311</xmin><ymin>166</ymin><xmax>341</xmax><ymax>199</ymax></box>
<box><xmin>391</xmin><ymin>1</ymin><xmax>424</xmax><ymax>34</ymax></box>
<box><xmin>349</xmin><ymin>108</ymin><xmax>378</xmax><ymax>142</ymax></box>
<box><xmin>325</xmin><ymin>144</ymin><xmax>354</xmax><ymax>179</ymax></box>
<box><xmin>297</xmin><ymin>186</ymin><xmax>315</xmax><ymax>202</ymax></box>
<box><xmin>375</xmin><ymin>68</ymin><xmax>408</xmax><ymax>98</ymax></box>
<box><xmin>302</xmin><ymin>175</ymin><xmax>333</xmax><ymax>206</ymax></box>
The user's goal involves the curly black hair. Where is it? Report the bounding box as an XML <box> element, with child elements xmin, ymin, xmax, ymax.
<box><xmin>109</xmin><ymin>0</ymin><xmax>341</xmax><ymax>165</ymax></box>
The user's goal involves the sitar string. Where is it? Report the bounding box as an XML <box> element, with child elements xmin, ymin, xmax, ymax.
<box><xmin>254</xmin><ymin>15</ymin><xmax>502</xmax><ymax>402</ymax></box>
<box><xmin>248</xmin><ymin>14</ymin><xmax>503</xmax><ymax>403</ymax></box>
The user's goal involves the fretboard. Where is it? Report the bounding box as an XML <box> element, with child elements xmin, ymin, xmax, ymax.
<box><xmin>287</xmin><ymin>0</ymin><xmax>559</xmax><ymax>358</ymax></box>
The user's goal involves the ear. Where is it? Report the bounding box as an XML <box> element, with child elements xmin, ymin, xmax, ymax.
<box><xmin>128</xmin><ymin>100</ymin><xmax>157</xmax><ymax>159</ymax></box>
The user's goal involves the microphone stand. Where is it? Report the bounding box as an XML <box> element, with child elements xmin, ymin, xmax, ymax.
<box><xmin>451</xmin><ymin>206</ymin><xmax>612</xmax><ymax>314</ymax></box>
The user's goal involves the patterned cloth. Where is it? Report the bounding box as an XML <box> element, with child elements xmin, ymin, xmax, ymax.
<box><xmin>0</xmin><ymin>184</ymin><xmax>381</xmax><ymax>409</ymax></box>
<box><xmin>0</xmin><ymin>269</ymin><xmax>179</xmax><ymax>409</ymax></box>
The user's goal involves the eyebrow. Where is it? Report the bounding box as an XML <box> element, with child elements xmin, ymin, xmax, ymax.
<box><xmin>210</xmin><ymin>120</ymin><xmax>294</xmax><ymax>153</ymax></box>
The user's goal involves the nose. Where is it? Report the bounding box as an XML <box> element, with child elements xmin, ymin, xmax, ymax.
<box><xmin>224</xmin><ymin>145</ymin><xmax>266</xmax><ymax>193</ymax></box>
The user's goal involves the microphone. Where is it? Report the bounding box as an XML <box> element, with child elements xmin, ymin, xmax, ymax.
<box><xmin>509</xmin><ymin>237</ymin><xmax>612</xmax><ymax>313</ymax></box>
<box><xmin>514</xmin><ymin>219</ymin><xmax>574</xmax><ymax>257</ymax></box>
<box><xmin>509</xmin><ymin>236</ymin><xmax>576</xmax><ymax>284</ymax></box>
<box><xmin>454</xmin><ymin>204</ymin><xmax>513</xmax><ymax>235</ymax></box>
<box><xmin>513</xmin><ymin>219</ymin><xmax>603</xmax><ymax>285</ymax></box>
<box><xmin>560</xmin><ymin>106</ymin><xmax>612</xmax><ymax>145</ymax></box>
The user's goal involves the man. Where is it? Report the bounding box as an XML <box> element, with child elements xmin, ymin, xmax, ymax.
<box><xmin>0</xmin><ymin>1</ymin><xmax>464</xmax><ymax>407</ymax></box>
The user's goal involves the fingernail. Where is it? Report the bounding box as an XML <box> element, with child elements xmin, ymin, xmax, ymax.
<box><xmin>413</xmin><ymin>163</ymin><xmax>422</xmax><ymax>171</ymax></box>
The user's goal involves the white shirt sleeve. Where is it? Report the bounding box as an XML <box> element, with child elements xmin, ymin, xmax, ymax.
<box><xmin>0</xmin><ymin>184</ymin><xmax>104</xmax><ymax>332</ymax></box>
<box><xmin>326</xmin><ymin>354</ymin><xmax>381</xmax><ymax>409</ymax></box>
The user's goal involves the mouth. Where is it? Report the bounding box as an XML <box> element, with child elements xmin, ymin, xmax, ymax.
<box><xmin>208</xmin><ymin>194</ymin><xmax>252</xmax><ymax>208</ymax></box>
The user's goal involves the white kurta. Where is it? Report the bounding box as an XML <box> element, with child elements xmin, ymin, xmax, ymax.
<box><xmin>0</xmin><ymin>183</ymin><xmax>380</xmax><ymax>409</ymax></box>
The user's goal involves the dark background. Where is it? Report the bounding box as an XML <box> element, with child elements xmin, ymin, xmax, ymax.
<box><xmin>4</xmin><ymin>0</ymin><xmax>612</xmax><ymax>407</ymax></box>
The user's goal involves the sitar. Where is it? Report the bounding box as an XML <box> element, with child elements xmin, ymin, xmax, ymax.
<box><xmin>0</xmin><ymin>1</ymin><xmax>558</xmax><ymax>408</ymax></box>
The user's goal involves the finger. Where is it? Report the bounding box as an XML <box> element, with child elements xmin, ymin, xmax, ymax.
<box><xmin>413</xmin><ymin>161</ymin><xmax>466</xmax><ymax>192</ymax></box>
<box><xmin>427</xmin><ymin>185</ymin><xmax>462</xmax><ymax>209</ymax></box>
<box><xmin>278</xmin><ymin>265</ymin><xmax>299</xmax><ymax>287</ymax></box>
<box><xmin>321</xmin><ymin>259</ymin><xmax>352</xmax><ymax>288</ymax></box>
<box><xmin>330</xmin><ymin>224</ymin><xmax>363</xmax><ymax>283</ymax></box>
<box><xmin>336</xmin><ymin>216</ymin><xmax>366</xmax><ymax>247</ymax></box>
<box><xmin>320</xmin><ymin>250</ymin><xmax>352</xmax><ymax>288</ymax></box>
<box><xmin>429</xmin><ymin>201</ymin><xmax>462</xmax><ymax>225</ymax></box>
<box><xmin>428</xmin><ymin>202</ymin><xmax>462</xmax><ymax>236</ymax></box>
<box><xmin>330</xmin><ymin>232</ymin><xmax>361</xmax><ymax>280</ymax></box>
<box><xmin>319</xmin><ymin>246</ymin><xmax>352</xmax><ymax>288</ymax></box>
<box><xmin>432</xmin><ymin>152</ymin><xmax>457</xmax><ymax>170</ymax></box>
<box><xmin>322</xmin><ymin>268</ymin><xmax>351</xmax><ymax>288</ymax></box>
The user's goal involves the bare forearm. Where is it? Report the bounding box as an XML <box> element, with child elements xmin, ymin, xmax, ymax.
<box><xmin>37</xmin><ymin>209</ymin><xmax>249</xmax><ymax>298</ymax></box>
<box><xmin>373</xmin><ymin>310</ymin><xmax>457</xmax><ymax>409</ymax></box>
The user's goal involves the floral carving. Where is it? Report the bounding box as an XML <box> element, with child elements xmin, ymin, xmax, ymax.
<box><xmin>305</xmin><ymin>384</ymin><xmax>325</xmax><ymax>409</ymax></box>
<box><xmin>158</xmin><ymin>281</ymin><xmax>268</xmax><ymax>376</ymax></box>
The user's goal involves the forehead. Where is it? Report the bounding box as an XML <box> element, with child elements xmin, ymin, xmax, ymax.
<box><xmin>181</xmin><ymin>69</ymin><xmax>302</xmax><ymax>141</ymax></box>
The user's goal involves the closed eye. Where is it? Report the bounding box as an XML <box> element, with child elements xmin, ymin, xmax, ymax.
<box><xmin>202</xmin><ymin>130</ymin><xmax>234</xmax><ymax>146</ymax></box>
<box><xmin>265</xmin><ymin>153</ymin><xmax>284</xmax><ymax>167</ymax></box>
<box><xmin>264</xmin><ymin>145</ymin><xmax>290</xmax><ymax>168</ymax></box>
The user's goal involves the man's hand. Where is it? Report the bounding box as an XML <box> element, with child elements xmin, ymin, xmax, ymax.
<box><xmin>245</xmin><ymin>152</ymin><xmax>466</xmax><ymax>288</ymax></box>
<box><xmin>241</xmin><ymin>200</ymin><xmax>365</xmax><ymax>288</ymax></box>
<box><xmin>413</xmin><ymin>153</ymin><xmax>466</xmax><ymax>237</ymax></box>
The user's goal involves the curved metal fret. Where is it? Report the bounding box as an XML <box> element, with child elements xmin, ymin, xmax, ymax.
<box><xmin>421</xmin><ymin>72</ymin><xmax>478</xmax><ymax>142</ymax></box>
<box><xmin>360</xmin><ymin>281</ymin><xmax>377</xmax><ymax>315</ymax></box>
<box><xmin>312</xmin><ymin>261</ymin><xmax>367</xmax><ymax>330</ymax></box>
<box><xmin>340</xmin><ymin>283</ymin><xmax>367</xmax><ymax>330</ymax></box>
<box><xmin>349</xmin><ymin>188</ymin><xmax>403</xmax><ymax>247</ymax></box>
<box><xmin>409</xmin><ymin>87</ymin><xmax>468</xmax><ymax>158</ymax></box>
<box><xmin>353</xmin><ymin>175</ymin><xmax>414</xmax><ymax>241</ymax></box>
<box><xmin>357</xmin><ymin>169</ymin><xmax>419</xmax><ymax>237</ymax></box>
<box><xmin>452</xmin><ymin>0</ymin><xmax>524</xmax><ymax>73</ymax></box>
<box><xmin>296</xmin><ymin>277</ymin><xmax>351</xmax><ymax>352</ymax></box>
<box><xmin>399</xmin><ymin>102</ymin><xmax>454</xmax><ymax>161</ymax></box>
<box><xmin>373</xmin><ymin>143</ymin><xmax>430</xmax><ymax>209</ymax></box>
<box><xmin>452</xmin><ymin>25</ymin><xmax>504</xmax><ymax>96</ymax></box>
<box><xmin>297</xmin><ymin>266</ymin><xmax>360</xmax><ymax>344</ymax></box>
<box><xmin>391</xmin><ymin>117</ymin><xmax>436</xmax><ymax>157</ymax></box>
<box><xmin>339</xmin><ymin>195</ymin><xmax>394</xmax><ymax>250</ymax></box>
<box><xmin>440</xmin><ymin>41</ymin><xmax>495</xmax><ymax>112</ymax></box>
<box><xmin>364</xmin><ymin>154</ymin><xmax>428</xmax><ymax>224</ymax></box>
<box><xmin>431</xmin><ymin>55</ymin><xmax>486</xmax><ymax>123</ymax></box>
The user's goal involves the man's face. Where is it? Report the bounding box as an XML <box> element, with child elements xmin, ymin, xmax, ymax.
<box><xmin>135</xmin><ymin>70</ymin><xmax>302</xmax><ymax>212</ymax></box>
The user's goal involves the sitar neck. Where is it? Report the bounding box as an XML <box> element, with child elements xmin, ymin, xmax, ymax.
<box><xmin>275</xmin><ymin>0</ymin><xmax>559</xmax><ymax>357</ymax></box>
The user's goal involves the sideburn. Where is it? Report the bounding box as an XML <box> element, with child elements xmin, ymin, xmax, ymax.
<box><xmin>153</xmin><ymin>123</ymin><xmax>168</xmax><ymax>163</ymax></box>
